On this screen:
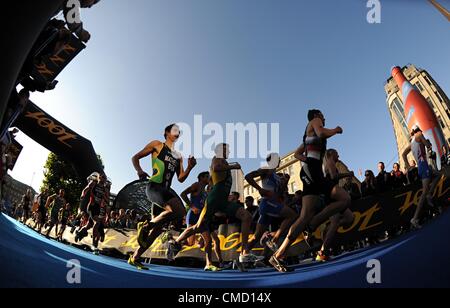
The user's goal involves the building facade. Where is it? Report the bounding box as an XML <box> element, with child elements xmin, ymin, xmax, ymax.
<box><xmin>1</xmin><ymin>174</ymin><xmax>37</xmax><ymax>208</ymax></box>
<box><xmin>385</xmin><ymin>64</ymin><xmax>450</xmax><ymax>165</ymax></box>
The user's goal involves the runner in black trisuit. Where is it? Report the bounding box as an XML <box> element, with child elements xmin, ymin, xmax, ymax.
<box><xmin>316</xmin><ymin>149</ymin><xmax>354</xmax><ymax>261</ymax></box>
<box><xmin>75</xmin><ymin>173</ymin><xmax>109</xmax><ymax>255</ymax></box>
<box><xmin>270</xmin><ymin>110</ymin><xmax>350</xmax><ymax>272</ymax></box>
<box><xmin>128</xmin><ymin>124</ymin><xmax>196</xmax><ymax>270</ymax></box>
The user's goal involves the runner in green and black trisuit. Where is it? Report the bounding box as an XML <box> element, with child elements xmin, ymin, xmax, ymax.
<box><xmin>128</xmin><ymin>124</ymin><xmax>197</xmax><ymax>270</ymax></box>
<box><xmin>45</xmin><ymin>189</ymin><xmax>66</xmax><ymax>238</ymax></box>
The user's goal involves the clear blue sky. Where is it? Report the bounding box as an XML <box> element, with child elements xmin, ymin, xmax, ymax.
<box><xmin>11</xmin><ymin>0</ymin><xmax>450</xmax><ymax>194</ymax></box>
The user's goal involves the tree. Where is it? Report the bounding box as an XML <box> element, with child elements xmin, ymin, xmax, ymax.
<box><xmin>41</xmin><ymin>153</ymin><xmax>104</xmax><ymax>211</ymax></box>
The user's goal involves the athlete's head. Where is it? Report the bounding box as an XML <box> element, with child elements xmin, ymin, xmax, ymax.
<box><xmin>215</xmin><ymin>143</ymin><xmax>230</xmax><ymax>159</ymax></box>
<box><xmin>229</xmin><ymin>192</ymin><xmax>240</xmax><ymax>203</ymax></box>
<box><xmin>164</xmin><ymin>124</ymin><xmax>181</xmax><ymax>142</ymax></box>
<box><xmin>266</xmin><ymin>153</ymin><xmax>281</xmax><ymax>169</ymax></box>
<box><xmin>245</xmin><ymin>196</ymin><xmax>254</xmax><ymax>208</ymax></box>
<box><xmin>325</xmin><ymin>149</ymin><xmax>339</xmax><ymax>163</ymax></box>
<box><xmin>308</xmin><ymin>109</ymin><xmax>325</xmax><ymax>125</ymax></box>
<box><xmin>197</xmin><ymin>171</ymin><xmax>210</xmax><ymax>185</ymax></box>
<box><xmin>59</xmin><ymin>189</ymin><xmax>65</xmax><ymax>197</ymax></box>
<box><xmin>411</xmin><ymin>125</ymin><xmax>422</xmax><ymax>136</ymax></box>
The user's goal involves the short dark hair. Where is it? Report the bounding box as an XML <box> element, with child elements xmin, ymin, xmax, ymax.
<box><xmin>308</xmin><ymin>109</ymin><xmax>322</xmax><ymax>122</ymax></box>
<box><xmin>198</xmin><ymin>172</ymin><xmax>209</xmax><ymax>181</ymax></box>
<box><xmin>164</xmin><ymin>124</ymin><xmax>177</xmax><ymax>139</ymax></box>
<box><xmin>378</xmin><ymin>162</ymin><xmax>385</xmax><ymax>167</ymax></box>
<box><xmin>245</xmin><ymin>196</ymin><xmax>254</xmax><ymax>203</ymax></box>
<box><xmin>232</xmin><ymin>192</ymin><xmax>240</xmax><ymax>198</ymax></box>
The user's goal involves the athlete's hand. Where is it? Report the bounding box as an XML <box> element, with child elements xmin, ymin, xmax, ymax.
<box><xmin>335</xmin><ymin>126</ymin><xmax>343</xmax><ymax>134</ymax></box>
<box><xmin>188</xmin><ymin>156</ymin><xmax>197</xmax><ymax>169</ymax></box>
<box><xmin>137</xmin><ymin>171</ymin><xmax>150</xmax><ymax>180</ymax></box>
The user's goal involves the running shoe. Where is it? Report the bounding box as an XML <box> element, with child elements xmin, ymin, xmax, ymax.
<box><xmin>269</xmin><ymin>255</ymin><xmax>288</xmax><ymax>273</ymax></box>
<box><xmin>167</xmin><ymin>240</ymin><xmax>182</xmax><ymax>261</ymax></box>
<box><xmin>260</xmin><ymin>232</ymin><xmax>279</xmax><ymax>253</ymax></box>
<box><xmin>128</xmin><ymin>256</ymin><xmax>149</xmax><ymax>270</ymax></box>
<box><xmin>233</xmin><ymin>259</ymin><xmax>248</xmax><ymax>272</ymax></box>
<box><xmin>218</xmin><ymin>261</ymin><xmax>233</xmax><ymax>270</ymax></box>
<box><xmin>239</xmin><ymin>253</ymin><xmax>265</xmax><ymax>263</ymax></box>
<box><xmin>204</xmin><ymin>265</ymin><xmax>222</xmax><ymax>272</ymax></box>
<box><xmin>315</xmin><ymin>250</ymin><xmax>330</xmax><ymax>262</ymax></box>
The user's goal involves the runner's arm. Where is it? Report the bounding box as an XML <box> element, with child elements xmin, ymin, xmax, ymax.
<box><xmin>402</xmin><ymin>145</ymin><xmax>412</xmax><ymax>170</ymax></box>
<box><xmin>246</xmin><ymin>169</ymin><xmax>274</xmax><ymax>199</ymax></box>
<box><xmin>178</xmin><ymin>156</ymin><xmax>197</xmax><ymax>183</ymax></box>
<box><xmin>311</xmin><ymin>118</ymin><xmax>342</xmax><ymax>139</ymax></box>
<box><xmin>294</xmin><ymin>143</ymin><xmax>307</xmax><ymax>162</ymax></box>
<box><xmin>211</xmin><ymin>158</ymin><xmax>240</xmax><ymax>172</ymax></box>
<box><xmin>132</xmin><ymin>140</ymin><xmax>161</xmax><ymax>179</ymax></box>
<box><xmin>181</xmin><ymin>183</ymin><xmax>197</xmax><ymax>207</ymax></box>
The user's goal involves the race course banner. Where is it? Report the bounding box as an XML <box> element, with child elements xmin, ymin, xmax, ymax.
<box><xmin>27</xmin><ymin>167</ymin><xmax>450</xmax><ymax>262</ymax></box>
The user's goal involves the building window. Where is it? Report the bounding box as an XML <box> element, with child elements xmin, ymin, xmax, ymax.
<box><xmin>435</xmin><ymin>92</ymin><xmax>443</xmax><ymax>103</ymax></box>
<box><xmin>391</xmin><ymin>98</ymin><xmax>410</xmax><ymax>140</ymax></box>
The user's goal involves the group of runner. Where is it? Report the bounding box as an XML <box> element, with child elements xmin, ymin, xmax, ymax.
<box><xmin>121</xmin><ymin>110</ymin><xmax>442</xmax><ymax>273</ymax></box>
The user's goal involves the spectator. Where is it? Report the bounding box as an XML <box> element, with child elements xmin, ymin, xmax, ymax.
<box><xmin>127</xmin><ymin>209</ymin><xmax>138</xmax><ymax>229</ymax></box>
<box><xmin>361</xmin><ymin>170</ymin><xmax>377</xmax><ymax>198</ymax></box>
<box><xmin>244</xmin><ymin>196</ymin><xmax>258</xmax><ymax>217</ymax></box>
<box><xmin>287</xmin><ymin>190</ymin><xmax>303</xmax><ymax>214</ymax></box>
<box><xmin>118</xmin><ymin>209</ymin><xmax>127</xmax><ymax>228</ymax></box>
<box><xmin>244</xmin><ymin>196</ymin><xmax>259</xmax><ymax>231</ymax></box>
<box><xmin>407</xmin><ymin>160</ymin><xmax>419</xmax><ymax>185</ymax></box>
<box><xmin>343</xmin><ymin>177</ymin><xmax>361</xmax><ymax>201</ymax></box>
<box><xmin>426</xmin><ymin>148</ymin><xmax>439</xmax><ymax>173</ymax></box>
<box><xmin>390</xmin><ymin>163</ymin><xmax>407</xmax><ymax>189</ymax></box>
<box><xmin>441</xmin><ymin>145</ymin><xmax>449</xmax><ymax>167</ymax></box>
<box><xmin>375</xmin><ymin>162</ymin><xmax>391</xmax><ymax>193</ymax></box>
<box><xmin>227</xmin><ymin>192</ymin><xmax>244</xmax><ymax>225</ymax></box>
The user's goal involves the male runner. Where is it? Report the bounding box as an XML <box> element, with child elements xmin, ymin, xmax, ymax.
<box><xmin>168</xmin><ymin>143</ymin><xmax>263</xmax><ymax>271</ymax></box>
<box><xmin>270</xmin><ymin>109</ymin><xmax>349</xmax><ymax>272</ymax></box>
<box><xmin>402</xmin><ymin>125</ymin><xmax>441</xmax><ymax>229</ymax></box>
<box><xmin>36</xmin><ymin>189</ymin><xmax>49</xmax><ymax>233</ymax></box>
<box><xmin>180</xmin><ymin>172</ymin><xmax>210</xmax><ymax>246</ymax></box>
<box><xmin>57</xmin><ymin>203</ymin><xmax>71</xmax><ymax>242</ymax></box>
<box><xmin>128</xmin><ymin>124</ymin><xmax>196</xmax><ymax>270</ymax></box>
<box><xmin>45</xmin><ymin>189</ymin><xmax>66</xmax><ymax>238</ymax></box>
<box><xmin>245</xmin><ymin>153</ymin><xmax>297</xmax><ymax>253</ymax></box>
<box><xmin>75</xmin><ymin>173</ymin><xmax>109</xmax><ymax>255</ymax></box>
<box><xmin>317</xmin><ymin>149</ymin><xmax>354</xmax><ymax>261</ymax></box>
